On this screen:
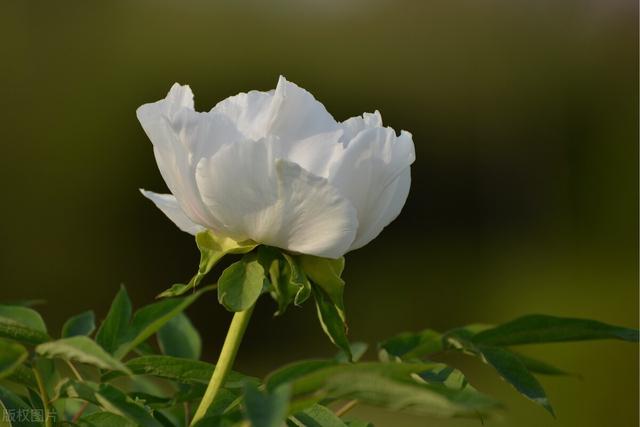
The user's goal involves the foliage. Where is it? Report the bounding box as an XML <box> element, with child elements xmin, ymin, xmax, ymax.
<box><xmin>0</xmin><ymin>237</ymin><xmax>637</xmax><ymax>426</ymax></box>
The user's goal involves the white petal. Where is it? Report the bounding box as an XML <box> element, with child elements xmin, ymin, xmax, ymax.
<box><xmin>348</xmin><ymin>168</ymin><xmax>411</xmax><ymax>250</ymax></box>
<box><xmin>212</xmin><ymin>76</ymin><xmax>339</xmax><ymax>142</ymax></box>
<box><xmin>195</xmin><ymin>140</ymin><xmax>358</xmax><ymax>258</ymax></box>
<box><xmin>340</xmin><ymin>110</ymin><xmax>383</xmax><ymax>143</ymax></box>
<box><xmin>328</xmin><ymin>127</ymin><xmax>415</xmax><ymax>249</ymax></box>
<box><xmin>140</xmin><ymin>190</ymin><xmax>204</xmax><ymax>235</ymax></box>
<box><xmin>137</xmin><ymin>84</ymin><xmax>242</xmax><ymax>231</ymax></box>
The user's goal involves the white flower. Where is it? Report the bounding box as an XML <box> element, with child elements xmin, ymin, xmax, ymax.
<box><xmin>138</xmin><ymin>76</ymin><xmax>415</xmax><ymax>259</ymax></box>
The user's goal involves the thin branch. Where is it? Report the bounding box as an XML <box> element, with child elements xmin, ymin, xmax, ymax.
<box><xmin>334</xmin><ymin>399</ymin><xmax>359</xmax><ymax>417</ymax></box>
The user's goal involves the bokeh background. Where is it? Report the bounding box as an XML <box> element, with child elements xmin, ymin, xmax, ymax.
<box><xmin>1</xmin><ymin>1</ymin><xmax>638</xmax><ymax>426</ymax></box>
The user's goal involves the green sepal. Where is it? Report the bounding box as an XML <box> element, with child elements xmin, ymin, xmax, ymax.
<box><xmin>218</xmin><ymin>253</ymin><xmax>266</xmax><ymax>312</ymax></box>
<box><xmin>258</xmin><ymin>248</ymin><xmax>311</xmax><ymax>315</ymax></box>
<box><xmin>312</xmin><ymin>284</ymin><xmax>352</xmax><ymax>362</ymax></box>
<box><xmin>299</xmin><ymin>256</ymin><xmax>346</xmax><ymax>320</ymax></box>
<box><xmin>158</xmin><ymin>230</ymin><xmax>257</xmax><ymax>298</ymax></box>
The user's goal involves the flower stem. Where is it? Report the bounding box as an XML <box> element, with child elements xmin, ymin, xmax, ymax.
<box><xmin>33</xmin><ymin>366</ymin><xmax>52</xmax><ymax>427</ymax></box>
<box><xmin>191</xmin><ymin>305</ymin><xmax>255</xmax><ymax>425</ymax></box>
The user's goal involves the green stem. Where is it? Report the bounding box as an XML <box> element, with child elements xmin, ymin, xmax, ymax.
<box><xmin>33</xmin><ymin>366</ymin><xmax>52</xmax><ymax>427</ymax></box>
<box><xmin>190</xmin><ymin>305</ymin><xmax>255</xmax><ymax>425</ymax></box>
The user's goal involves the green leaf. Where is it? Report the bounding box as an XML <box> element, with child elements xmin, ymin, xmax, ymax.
<box><xmin>335</xmin><ymin>342</ymin><xmax>368</xmax><ymax>363</ymax></box>
<box><xmin>59</xmin><ymin>380</ymin><xmax>163</xmax><ymax>427</ymax></box>
<box><xmin>0</xmin><ymin>385</ymin><xmax>33</xmax><ymax>427</ymax></box>
<box><xmin>0</xmin><ymin>305</ymin><xmax>50</xmax><ymax>345</ymax></box>
<box><xmin>36</xmin><ymin>336</ymin><xmax>131</xmax><ymax>374</ymax></box>
<box><xmin>1</xmin><ymin>299</ymin><xmax>46</xmax><ymax>308</ymax></box>
<box><xmin>218</xmin><ymin>254</ymin><xmax>265</xmax><ymax>312</ymax></box>
<box><xmin>418</xmin><ymin>365</ymin><xmax>470</xmax><ymax>390</ymax></box>
<box><xmin>61</xmin><ymin>311</ymin><xmax>96</xmax><ymax>338</ymax></box>
<box><xmin>477</xmin><ymin>345</ymin><xmax>554</xmax><ymax>415</ymax></box>
<box><xmin>513</xmin><ymin>353</ymin><xmax>574</xmax><ymax>377</ymax></box>
<box><xmin>312</xmin><ymin>285</ymin><xmax>351</xmax><ymax>361</ymax></box>
<box><xmin>158</xmin><ymin>230</ymin><xmax>257</xmax><ymax>298</ymax></box>
<box><xmin>345</xmin><ymin>421</ymin><xmax>374</xmax><ymax>427</ymax></box>
<box><xmin>103</xmin><ymin>355</ymin><xmax>253</xmax><ymax>389</ymax></box>
<box><xmin>77</xmin><ymin>412</ymin><xmax>137</xmax><ymax>427</ymax></box>
<box><xmin>4</xmin><ymin>364</ymin><xmax>37</xmax><ymax>389</ymax></box>
<box><xmin>472</xmin><ymin>314</ymin><xmax>639</xmax><ymax>346</ymax></box>
<box><xmin>300</xmin><ymin>256</ymin><xmax>346</xmax><ymax>319</ymax></box>
<box><xmin>290</xmin><ymin>404</ymin><xmax>348</xmax><ymax>427</ymax></box>
<box><xmin>157</xmin><ymin>312</ymin><xmax>201</xmax><ymax>360</ymax></box>
<box><xmin>283</xmin><ymin>362</ymin><xmax>498</xmax><ymax>419</ymax></box>
<box><xmin>0</xmin><ymin>338</ymin><xmax>27</xmax><ymax>380</ymax></box>
<box><xmin>244</xmin><ymin>382</ymin><xmax>291</xmax><ymax>427</ymax></box>
<box><xmin>266</xmin><ymin>360</ymin><xmax>339</xmax><ymax>391</ymax></box>
<box><xmin>96</xmin><ymin>286</ymin><xmax>132</xmax><ymax>354</ymax></box>
<box><xmin>0</xmin><ymin>305</ymin><xmax>47</xmax><ymax>333</ymax></box>
<box><xmin>379</xmin><ymin>329</ymin><xmax>443</xmax><ymax>361</ymax></box>
<box><xmin>114</xmin><ymin>286</ymin><xmax>213</xmax><ymax>359</ymax></box>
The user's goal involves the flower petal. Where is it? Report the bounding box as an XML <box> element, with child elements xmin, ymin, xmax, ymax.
<box><xmin>348</xmin><ymin>168</ymin><xmax>411</xmax><ymax>250</ymax></box>
<box><xmin>140</xmin><ymin>190</ymin><xmax>204</xmax><ymax>235</ymax></box>
<box><xmin>340</xmin><ymin>110</ymin><xmax>383</xmax><ymax>143</ymax></box>
<box><xmin>328</xmin><ymin>127</ymin><xmax>415</xmax><ymax>249</ymax></box>
<box><xmin>137</xmin><ymin>83</ymin><xmax>242</xmax><ymax>231</ymax></box>
<box><xmin>213</xmin><ymin>76</ymin><xmax>339</xmax><ymax>142</ymax></box>
<box><xmin>195</xmin><ymin>139</ymin><xmax>358</xmax><ymax>258</ymax></box>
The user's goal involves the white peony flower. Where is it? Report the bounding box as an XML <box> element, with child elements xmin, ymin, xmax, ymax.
<box><xmin>138</xmin><ymin>76</ymin><xmax>415</xmax><ymax>259</ymax></box>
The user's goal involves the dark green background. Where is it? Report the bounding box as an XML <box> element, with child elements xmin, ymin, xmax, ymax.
<box><xmin>1</xmin><ymin>1</ymin><xmax>637</xmax><ymax>426</ymax></box>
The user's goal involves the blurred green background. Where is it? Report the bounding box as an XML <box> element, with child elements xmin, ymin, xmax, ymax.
<box><xmin>1</xmin><ymin>1</ymin><xmax>637</xmax><ymax>425</ymax></box>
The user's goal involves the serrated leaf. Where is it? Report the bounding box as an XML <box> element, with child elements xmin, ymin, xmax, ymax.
<box><xmin>0</xmin><ymin>385</ymin><xmax>33</xmax><ymax>427</ymax></box>
<box><xmin>218</xmin><ymin>254</ymin><xmax>265</xmax><ymax>312</ymax></box>
<box><xmin>0</xmin><ymin>338</ymin><xmax>27</xmax><ymax>380</ymax></box>
<box><xmin>312</xmin><ymin>285</ymin><xmax>351</xmax><ymax>361</ymax></box>
<box><xmin>477</xmin><ymin>345</ymin><xmax>554</xmax><ymax>415</ymax></box>
<box><xmin>61</xmin><ymin>311</ymin><xmax>96</xmax><ymax>338</ymax></box>
<box><xmin>158</xmin><ymin>230</ymin><xmax>257</xmax><ymax>298</ymax></box>
<box><xmin>472</xmin><ymin>314</ymin><xmax>639</xmax><ymax>346</ymax></box>
<box><xmin>290</xmin><ymin>404</ymin><xmax>348</xmax><ymax>427</ymax></box>
<box><xmin>102</xmin><ymin>355</ymin><xmax>253</xmax><ymax>389</ymax></box>
<box><xmin>379</xmin><ymin>329</ymin><xmax>443</xmax><ymax>361</ymax></box>
<box><xmin>113</xmin><ymin>286</ymin><xmax>213</xmax><ymax>359</ymax></box>
<box><xmin>96</xmin><ymin>286</ymin><xmax>132</xmax><ymax>354</ymax></box>
<box><xmin>36</xmin><ymin>336</ymin><xmax>131</xmax><ymax>374</ymax></box>
<box><xmin>77</xmin><ymin>412</ymin><xmax>137</xmax><ymax>427</ymax></box>
<box><xmin>244</xmin><ymin>382</ymin><xmax>290</xmax><ymax>427</ymax></box>
<box><xmin>59</xmin><ymin>380</ymin><xmax>162</xmax><ymax>427</ymax></box>
<box><xmin>157</xmin><ymin>312</ymin><xmax>201</xmax><ymax>360</ymax></box>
